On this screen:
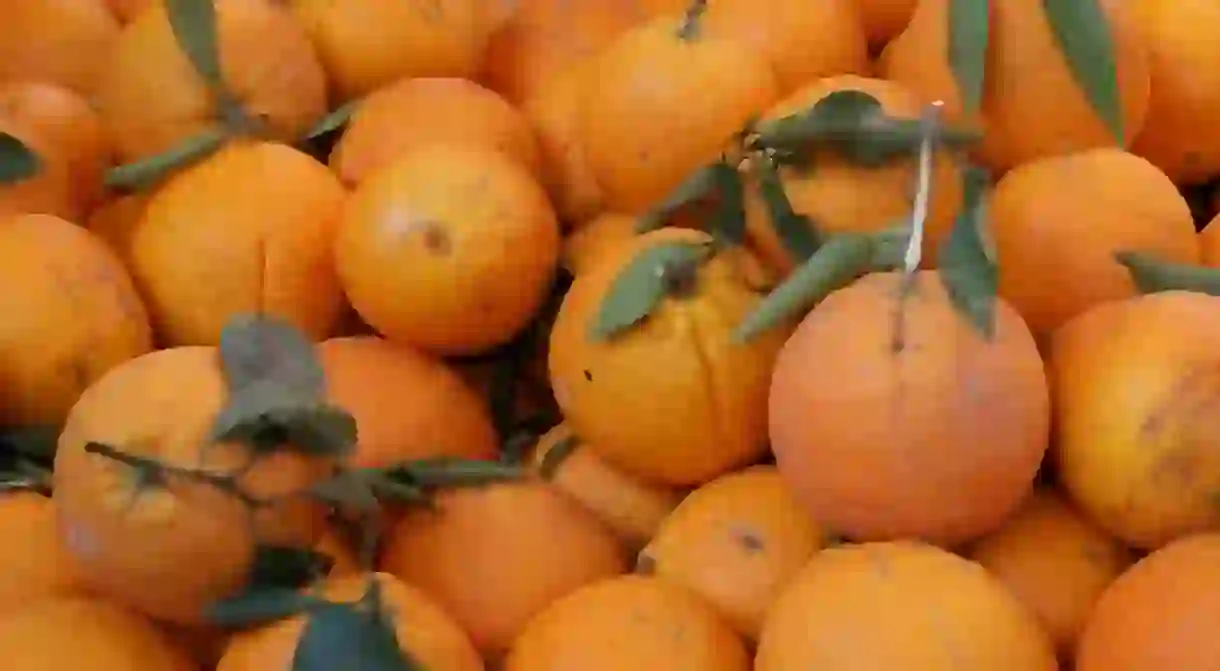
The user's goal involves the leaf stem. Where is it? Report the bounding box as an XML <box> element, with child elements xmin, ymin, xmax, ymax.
<box><xmin>677</xmin><ymin>0</ymin><xmax>709</xmax><ymax>40</ymax></box>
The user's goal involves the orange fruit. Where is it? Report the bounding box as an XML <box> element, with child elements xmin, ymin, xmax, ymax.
<box><xmin>292</xmin><ymin>0</ymin><xmax>488</xmax><ymax>102</ymax></box>
<box><xmin>0</xmin><ymin>213</ymin><xmax>152</xmax><ymax>426</ymax></box>
<box><xmin>0</xmin><ymin>121</ymin><xmax>79</xmax><ymax>222</ymax></box>
<box><xmin>528</xmin><ymin>422</ymin><xmax>684</xmax><ymax>549</ymax></box>
<box><xmin>852</xmin><ymin>0</ymin><xmax>919</xmax><ymax>47</ymax></box>
<box><xmin>0</xmin><ymin>596</ymin><xmax>196</xmax><ymax>671</ymax></box>
<box><xmin>53</xmin><ymin>345</ymin><xmax>333</xmax><ymax>624</ymax></box>
<box><xmin>768</xmin><ymin>271</ymin><xmax>1049</xmax><ymax>546</ymax></box>
<box><xmin>130</xmin><ymin>140</ymin><xmax>346</xmax><ymax>347</ymax></box>
<box><xmin>107</xmin><ymin>0</ymin><xmax>157</xmax><ymax>23</ymax></box>
<box><xmin>990</xmin><ymin>148</ymin><xmax>1199</xmax><ymax>337</ymax></box>
<box><xmin>84</xmin><ymin>192</ymin><xmax>151</xmax><ymax>267</ymax></box>
<box><xmin>637</xmin><ymin>465</ymin><xmax>825</xmax><ymax>639</ymax></box>
<box><xmin>0</xmin><ymin>491</ymin><xmax>81</xmax><ymax>612</ymax></box>
<box><xmin>522</xmin><ymin>61</ymin><xmax>606</xmax><ymax>224</ymax></box>
<box><xmin>96</xmin><ymin>0</ymin><xmax>326</xmax><ymax>163</ymax></box>
<box><xmin>1050</xmin><ymin>291</ymin><xmax>1220</xmax><ymax>550</ymax></box>
<box><xmin>378</xmin><ymin>479</ymin><xmax>627</xmax><ymax>655</ymax></box>
<box><xmin>317</xmin><ymin>335</ymin><xmax>499</xmax><ymax>468</ymax></box>
<box><xmin>1128</xmin><ymin>0</ymin><xmax>1220</xmax><ymax>184</ymax></box>
<box><xmin>218</xmin><ymin>572</ymin><xmax>483</xmax><ymax>671</ymax></box>
<box><xmin>560</xmin><ymin>211</ymin><xmax>638</xmax><ymax>275</ymax></box>
<box><xmin>743</xmin><ymin>75</ymin><xmax>963</xmax><ymax>277</ymax></box>
<box><xmin>967</xmin><ymin>487</ymin><xmax>1133</xmax><ymax>658</ymax></box>
<box><xmin>482</xmin><ymin>0</ymin><xmax>648</xmax><ymax>104</ymax></box>
<box><xmin>0</xmin><ymin>80</ymin><xmax>111</xmax><ymax>213</ymax></box>
<box><xmin>880</xmin><ymin>0</ymin><xmax>1151</xmax><ymax>174</ymax></box>
<box><xmin>1201</xmin><ymin>213</ymin><xmax>1220</xmax><ymax>266</ymax></box>
<box><xmin>0</xmin><ymin>0</ymin><xmax>120</xmax><ymax>95</ymax></box>
<box><xmin>329</xmin><ymin>76</ymin><xmax>541</xmax><ymax>187</ymax></box>
<box><xmin>336</xmin><ymin>144</ymin><xmax>561</xmax><ymax>357</ymax></box>
<box><xmin>701</xmin><ymin>0</ymin><xmax>870</xmax><ymax>94</ymax></box>
<box><xmin>311</xmin><ymin>524</ymin><xmax>360</xmax><ymax>578</ymax></box>
<box><xmin>578</xmin><ymin>10</ymin><xmax>779</xmax><ymax>213</ymax></box>
<box><xmin>756</xmin><ymin>541</ymin><xmax>1057</xmax><ymax>671</ymax></box>
<box><xmin>548</xmin><ymin>228</ymin><xmax>790</xmax><ymax>486</ymax></box>
<box><xmin>505</xmin><ymin>574</ymin><xmax>750</xmax><ymax>671</ymax></box>
<box><xmin>1076</xmin><ymin>532</ymin><xmax>1220</xmax><ymax>671</ymax></box>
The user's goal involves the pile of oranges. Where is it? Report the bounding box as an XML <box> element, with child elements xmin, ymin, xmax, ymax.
<box><xmin>5</xmin><ymin>0</ymin><xmax>1220</xmax><ymax>669</ymax></box>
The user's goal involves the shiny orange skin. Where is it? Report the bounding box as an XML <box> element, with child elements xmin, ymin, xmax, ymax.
<box><xmin>317</xmin><ymin>336</ymin><xmax>499</xmax><ymax>468</ymax></box>
<box><xmin>756</xmin><ymin>541</ymin><xmax>1058</xmax><ymax>671</ymax></box>
<box><xmin>523</xmin><ymin>62</ymin><xmax>606</xmax><ymax>224</ymax></box>
<box><xmin>0</xmin><ymin>213</ymin><xmax>152</xmax><ymax>426</ymax></box>
<box><xmin>96</xmin><ymin>0</ymin><xmax>327</xmax><ymax>163</ymax></box>
<box><xmin>505</xmin><ymin>575</ymin><xmax>751</xmax><ymax>671</ymax></box>
<box><xmin>53</xmin><ymin>346</ymin><xmax>332</xmax><ymax>624</ymax></box>
<box><xmin>0</xmin><ymin>0</ymin><xmax>120</xmax><ymax>95</ymax></box>
<box><xmin>0</xmin><ymin>492</ymin><xmax>82</xmax><ymax>612</ymax></box>
<box><xmin>329</xmin><ymin>76</ymin><xmax>541</xmax><ymax>186</ymax></box>
<box><xmin>336</xmin><ymin>144</ymin><xmax>561</xmax><ymax>357</ymax></box>
<box><xmin>768</xmin><ymin>271</ymin><xmax>1050</xmax><ymax>546</ymax></box>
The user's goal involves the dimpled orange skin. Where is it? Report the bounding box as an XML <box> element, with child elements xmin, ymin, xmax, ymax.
<box><xmin>52</xmin><ymin>346</ymin><xmax>332</xmax><ymax>625</ymax></box>
<box><xmin>743</xmin><ymin>75</ymin><xmax>963</xmax><ymax>277</ymax></box>
<box><xmin>1076</xmin><ymin>533</ymin><xmax>1220</xmax><ymax>671</ymax></box>
<box><xmin>0</xmin><ymin>0</ymin><xmax>120</xmax><ymax>95</ymax></box>
<box><xmin>523</xmin><ymin>61</ymin><xmax>606</xmax><ymax>225</ymax></box>
<box><xmin>130</xmin><ymin>141</ymin><xmax>347</xmax><ymax>347</ymax></box>
<box><xmin>769</xmin><ymin>271</ymin><xmax>1049</xmax><ymax>546</ymax></box>
<box><xmin>756</xmin><ymin>542</ymin><xmax>1058</xmax><ymax>671</ymax></box>
<box><xmin>0</xmin><ymin>492</ymin><xmax>83</xmax><ymax>612</ymax></box>
<box><xmin>1050</xmin><ymin>291</ymin><xmax>1220</xmax><ymax>550</ymax></box>
<box><xmin>880</xmin><ymin>0</ymin><xmax>1150</xmax><ymax>175</ymax></box>
<box><xmin>0</xmin><ymin>213</ymin><xmax>152</xmax><ymax>427</ymax></box>
<box><xmin>0</xmin><ymin>596</ymin><xmax>197</xmax><ymax>671</ymax></box>
<box><xmin>548</xmin><ymin>228</ymin><xmax>790</xmax><ymax>487</ymax></box>
<box><xmin>505</xmin><ymin>575</ymin><xmax>751</xmax><ymax>671</ymax></box>
<box><xmin>989</xmin><ymin>148</ymin><xmax>1200</xmax><ymax>337</ymax></box>
<box><xmin>329</xmin><ymin>76</ymin><xmax>542</xmax><ymax>186</ymax></box>
<box><xmin>95</xmin><ymin>0</ymin><xmax>327</xmax><ymax>163</ymax></box>
<box><xmin>336</xmin><ymin>144</ymin><xmax>561</xmax><ymax>357</ymax></box>
<box><xmin>578</xmin><ymin>12</ymin><xmax>779</xmax><ymax>214</ymax></box>
<box><xmin>292</xmin><ymin>0</ymin><xmax>488</xmax><ymax>102</ymax></box>
<box><xmin>218</xmin><ymin>573</ymin><xmax>483</xmax><ymax>671</ymax></box>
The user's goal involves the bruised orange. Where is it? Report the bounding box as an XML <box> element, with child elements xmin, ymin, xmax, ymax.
<box><xmin>0</xmin><ymin>213</ymin><xmax>152</xmax><ymax>427</ymax></box>
<box><xmin>0</xmin><ymin>491</ymin><xmax>82</xmax><ymax>612</ymax></box>
<box><xmin>523</xmin><ymin>61</ymin><xmax>606</xmax><ymax>224</ymax></box>
<box><xmin>0</xmin><ymin>0</ymin><xmax>120</xmax><ymax>95</ymax></box>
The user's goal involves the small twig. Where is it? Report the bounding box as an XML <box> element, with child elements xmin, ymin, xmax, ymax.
<box><xmin>891</xmin><ymin>101</ymin><xmax>944</xmax><ymax>352</ymax></box>
<box><xmin>84</xmin><ymin>441</ymin><xmax>267</xmax><ymax>508</ymax></box>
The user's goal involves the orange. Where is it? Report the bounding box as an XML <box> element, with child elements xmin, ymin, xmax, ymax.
<box><xmin>1201</xmin><ymin>212</ymin><xmax>1220</xmax><ymax>267</ymax></box>
<box><xmin>756</xmin><ymin>541</ymin><xmax>1057</xmax><ymax>671</ymax></box>
<box><xmin>218</xmin><ymin>572</ymin><xmax>482</xmax><ymax>671</ymax></box>
<box><xmin>637</xmin><ymin>465</ymin><xmax>825</xmax><ymax>639</ymax></box>
<box><xmin>967</xmin><ymin>487</ymin><xmax>1132</xmax><ymax>658</ymax></box>
<box><xmin>701</xmin><ymin>0</ymin><xmax>870</xmax><ymax>94</ymax></box>
<box><xmin>0</xmin><ymin>121</ymin><xmax>79</xmax><ymax>222</ymax></box>
<box><xmin>311</xmin><ymin>523</ymin><xmax>360</xmax><ymax>578</ymax></box>
<box><xmin>769</xmin><ymin>271</ymin><xmax>1049</xmax><ymax>546</ymax></box>
<box><xmin>880</xmin><ymin>0</ymin><xmax>1151</xmax><ymax>174</ymax></box>
<box><xmin>743</xmin><ymin>75</ymin><xmax>963</xmax><ymax>277</ymax></box>
<box><xmin>990</xmin><ymin>148</ymin><xmax>1199</xmax><ymax>337</ymax></box>
<box><xmin>84</xmin><ymin>192</ymin><xmax>150</xmax><ymax>267</ymax></box>
<box><xmin>107</xmin><ymin>0</ymin><xmax>157</xmax><ymax>23</ymax></box>
<box><xmin>505</xmin><ymin>574</ymin><xmax>750</xmax><ymax>671</ymax></box>
<box><xmin>1128</xmin><ymin>0</ymin><xmax>1220</xmax><ymax>184</ymax></box>
<box><xmin>378</xmin><ymin>479</ymin><xmax>627</xmax><ymax>655</ymax></box>
<box><xmin>0</xmin><ymin>213</ymin><xmax>152</xmax><ymax>426</ymax></box>
<box><xmin>329</xmin><ymin>76</ymin><xmax>541</xmax><ymax>186</ymax></box>
<box><xmin>852</xmin><ymin>0</ymin><xmax>919</xmax><ymax>47</ymax></box>
<box><xmin>0</xmin><ymin>596</ymin><xmax>196</xmax><ymax>671</ymax></box>
<box><xmin>578</xmin><ymin>9</ymin><xmax>779</xmax><ymax>213</ymax></box>
<box><xmin>336</xmin><ymin>144</ymin><xmax>561</xmax><ymax>357</ymax></box>
<box><xmin>96</xmin><ymin>0</ymin><xmax>326</xmax><ymax>163</ymax></box>
<box><xmin>0</xmin><ymin>80</ymin><xmax>111</xmax><ymax>213</ymax></box>
<box><xmin>1050</xmin><ymin>291</ymin><xmax>1220</xmax><ymax>550</ymax></box>
<box><xmin>522</xmin><ymin>61</ymin><xmax>606</xmax><ymax>224</ymax></box>
<box><xmin>548</xmin><ymin>228</ymin><xmax>790</xmax><ymax>486</ymax></box>
<box><xmin>0</xmin><ymin>491</ymin><xmax>81</xmax><ymax>612</ymax></box>
<box><xmin>528</xmin><ymin>422</ymin><xmax>683</xmax><ymax>549</ymax></box>
<box><xmin>130</xmin><ymin>140</ymin><xmax>346</xmax><ymax>347</ymax></box>
<box><xmin>53</xmin><ymin>345</ymin><xmax>333</xmax><ymax>624</ymax></box>
<box><xmin>0</xmin><ymin>0</ymin><xmax>120</xmax><ymax>95</ymax></box>
<box><xmin>318</xmin><ymin>335</ymin><xmax>500</xmax><ymax>468</ymax></box>
<box><xmin>560</xmin><ymin>212</ymin><xmax>638</xmax><ymax>275</ymax></box>
<box><xmin>482</xmin><ymin>0</ymin><xmax>648</xmax><ymax>104</ymax></box>
<box><xmin>292</xmin><ymin>0</ymin><xmax>488</xmax><ymax>102</ymax></box>
<box><xmin>1077</xmin><ymin>532</ymin><xmax>1220</xmax><ymax>671</ymax></box>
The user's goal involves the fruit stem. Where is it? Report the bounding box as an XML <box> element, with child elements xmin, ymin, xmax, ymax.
<box><xmin>677</xmin><ymin>0</ymin><xmax>709</xmax><ymax>40</ymax></box>
<box><xmin>661</xmin><ymin>256</ymin><xmax>702</xmax><ymax>298</ymax></box>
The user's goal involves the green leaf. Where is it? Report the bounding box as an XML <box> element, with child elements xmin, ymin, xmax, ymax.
<box><xmin>937</xmin><ymin>165</ymin><xmax>997</xmax><ymax>338</ymax></box>
<box><xmin>537</xmin><ymin>433</ymin><xmax>580</xmax><ymax>479</ymax></box>
<box><xmin>104</xmin><ymin>128</ymin><xmax>228</xmax><ymax>190</ymax></box>
<box><xmin>589</xmin><ymin>240</ymin><xmax>712</xmax><ymax>340</ymax></box>
<box><xmin>293</xmin><ymin>598</ymin><xmax>419</xmax><ymax>671</ymax></box>
<box><xmin>1042</xmin><ymin>0</ymin><xmax>1124</xmax><ymax>143</ymax></box>
<box><xmin>249</xmin><ymin>544</ymin><xmax>333</xmax><ymax>589</ymax></box>
<box><xmin>948</xmin><ymin>0</ymin><xmax>990</xmax><ymax>114</ymax></box>
<box><xmin>303</xmin><ymin>100</ymin><xmax>360</xmax><ymax>141</ymax></box>
<box><xmin>709</xmin><ymin>161</ymin><xmax>746</xmax><ymax>246</ymax></box>
<box><xmin>636</xmin><ymin>164</ymin><xmax>719</xmax><ymax>233</ymax></box>
<box><xmin>309</xmin><ymin>469</ymin><xmax>382</xmax><ymax>515</ymax></box>
<box><xmin>754</xmin><ymin>156</ymin><xmax>821</xmax><ymax>262</ymax></box>
<box><xmin>733</xmin><ymin>233</ymin><xmax>875</xmax><ymax>343</ymax></box>
<box><xmin>383</xmin><ymin>457</ymin><xmax>524</xmax><ymax>489</ymax></box>
<box><xmin>207</xmin><ymin>588</ymin><xmax>315</xmax><ymax>627</ymax></box>
<box><xmin>165</xmin><ymin>0</ymin><xmax>225</xmax><ymax>93</ymax></box>
<box><xmin>211</xmin><ymin>394</ymin><xmax>358</xmax><ymax>457</ymax></box>
<box><xmin>218</xmin><ymin>314</ymin><xmax>325</xmax><ymax>396</ymax></box>
<box><xmin>0</xmin><ymin>133</ymin><xmax>41</xmax><ymax>184</ymax></box>
<box><xmin>1116</xmin><ymin>252</ymin><xmax>1220</xmax><ymax>296</ymax></box>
